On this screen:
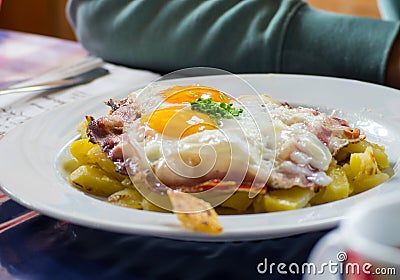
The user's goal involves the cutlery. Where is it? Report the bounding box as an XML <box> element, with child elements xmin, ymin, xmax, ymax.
<box><xmin>0</xmin><ymin>67</ymin><xmax>109</xmax><ymax>96</ymax></box>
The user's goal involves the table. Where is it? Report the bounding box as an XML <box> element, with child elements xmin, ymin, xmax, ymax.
<box><xmin>0</xmin><ymin>29</ymin><xmax>330</xmax><ymax>280</ymax></box>
<box><xmin>307</xmin><ymin>0</ymin><xmax>380</xmax><ymax>19</ymax></box>
<box><xmin>0</xmin><ymin>30</ymin><xmax>86</xmax><ymax>89</ymax></box>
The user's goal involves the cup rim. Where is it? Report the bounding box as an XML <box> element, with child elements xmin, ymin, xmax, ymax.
<box><xmin>341</xmin><ymin>193</ymin><xmax>400</xmax><ymax>265</ymax></box>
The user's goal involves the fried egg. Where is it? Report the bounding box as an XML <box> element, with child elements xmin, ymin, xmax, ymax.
<box><xmin>91</xmin><ymin>84</ymin><xmax>364</xmax><ymax>195</ymax></box>
<box><xmin>124</xmin><ymin>85</ymin><xmax>268</xmax><ymax>188</ymax></box>
<box><xmin>123</xmin><ymin>84</ymin><xmax>333</xmax><ymax>191</ymax></box>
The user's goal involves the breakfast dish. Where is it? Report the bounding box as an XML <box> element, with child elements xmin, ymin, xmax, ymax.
<box><xmin>66</xmin><ymin>84</ymin><xmax>391</xmax><ymax>234</ymax></box>
<box><xmin>1</xmin><ymin>74</ymin><xmax>398</xmax><ymax>241</ymax></box>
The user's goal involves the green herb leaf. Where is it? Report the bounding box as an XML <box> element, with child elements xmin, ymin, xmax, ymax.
<box><xmin>190</xmin><ymin>98</ymin><xmax>243</xmax><ymax>122</ymax></box>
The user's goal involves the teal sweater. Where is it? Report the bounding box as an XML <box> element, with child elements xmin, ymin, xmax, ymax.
<box><xmin>67</xmin><ymin>0</ymin><xmax>399</xmax><ymax>85</ymax></box>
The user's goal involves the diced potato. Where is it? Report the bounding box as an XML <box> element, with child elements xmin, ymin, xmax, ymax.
<box><xmin>62</xmin><ymin>157</ymin><xmax>79</xmax><ymax>174</ymax></box>
<box><xmin>342</xmin><ymin>163</ymin><xmax>354</xmax><ymax>179</ymax></box>
<box><xmin>66</xmin><ymin>115</ymin><xmax>391</xmax><ymax>231</ymax></box>
<box><xmin>335</xmin><ymin>141</ymin><xmax>369</xmax><ymax>162</ymax></box>
<box><xmin>344</xmin><ymin>147</ymin><xmax>390</xmax><ymax>194</ymax></box>
<box><xmin>342</xmin><ymin>163</ymin><xmax>355</xmax><ymax>194</ymax></box>
<box><xmin>349</xmin><ymin>147</ymin><xmax>380</xmax><ymax>176</ymax></box>
<box><xmin>310</xmin><ymin>166</ymin><xmax>350</xmax><ymax>205</ymax></box>
<box><xmin>141</xmin><ymin>198</ymin><xmax>169</xmax><ymax>213</ymax></box>
<box><xmin>86</xmin><ymin>144</ymin><xmax>128</xmax><ymax>181</ymax></box>
<box><xmin>351</xmin><ymin>173</ymin><xmax>390</xmax><ymax>194</ymax></box>
<box><xmin>69</xmin><ymin>138</ymin><xmax>96</xmax><ymax>165</ymax></box>
<box><xmin>69</xmin><ymin>138</ymin><xmax>129</xmax><ymax>182</ymax></box>
<box><xmin>220</xmin><ymin>191</ymin><xmax>254</xmax><ymax>212</ymax></box>
<box><xmin>335</xmin><ymin>140</ymin><xmax>389</xmax><ymax>170</ymax></box>
<box><xmin>370</xmin><ymin>144</ymin><xmax>389</xmax><ymax>170</ymax></box>
<box><xmin>108</xmin><ymin>187</ymin><xmax>143</xmax><ymax>209</ymax></box>
<box><xmin>77</xmin><ymin>118</ymin><xmax>90</xmax><ymax>139</ymax></box>
<box><xmin>70</xmin><ymin>165</ymin><xmax>125</xmax><ymax>197</ymax></box>
<box><xmin>254</xmin><ymin>187</ymin><xmax>316</xmax><ymax>212</ymax></box>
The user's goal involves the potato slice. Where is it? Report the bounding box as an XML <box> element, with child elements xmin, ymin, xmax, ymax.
<box><xmin>141</xmin><ymin>198</ymin><xmax>169</xmax><ymax>213</ymax></box>
<box><xmin>349</xmin><ymin>147</ymin><xmax>379</xmax><ymax>176</ymax></box>
<box><xmin>77</xmin><ymin>118</ymin><xmax>90</xmax><ymax>139</ymax></box>
<box><xmin>344</xmin><ymin>147</ymin><xmax>390</xmax><ymax>194</ymax></box>
<box><xmin>350</xmin><ymin>172</ymin><xmax>390</xmax><ymax>194</ymax></box>
<box><xmin>167</xmin><ymin>190</ymin><xmax>222</xmax><ymax>234</ymax></box>
<box><xmin>254</xmin><ymin>187</ymin><xmax>315</xmax><ymax>212</ymax></box>
<box><xmin>70</xmin><ymin>165</ymin><xmax>125</xmax><ymax>197</ymax></box>
<box><xmin>220</xmin><ymin>191</ymin><xmax>254</xmax><ymax>212</ymax></box>
<box><xmin>87</xmin><ymin>144</ymin><xmax>128</xmax><ymax>181</ymax></box>
<box><xmin>69</xmin><ymin>138</ymin><xmax>96</xmax><ymax>165</ymax></box>
<box><xmin>108</xmin><ymin>187</ymin><xmax>144</xmax><ymax>209</ymax></box>
<box><xmin>310</xmin><ymin>166</ymin><xmax>350</xmax><ymax>205</ymax></box>
<box><xmin>370</xmin><ymin>143</ymin><xmax>389</xmax><ymax>170</ymax></box>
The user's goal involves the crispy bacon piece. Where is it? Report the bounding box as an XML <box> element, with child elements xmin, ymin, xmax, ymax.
<box><xmin>297</xmin><ymin>107</ymin><xmax>365</xmax><ymax>155</ymax></box>
<box><xmin>173</xmin><ymin>179</ymin><xmax>267</xmax><ymax>195</ymax></box>
<box><xmin>87</xmin><ymin>97</ymin><xmax>140</xmax><ymax>174</ymax></box>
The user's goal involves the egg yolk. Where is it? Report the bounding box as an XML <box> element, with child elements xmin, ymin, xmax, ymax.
<box><xmin>161</xmin><ymin>85</ymin><xmax>230</xmax><ymax>104</ymax></box>
<box><xmin>141</xmin><ymin>106</ymin><xmax>217</xmax><ymax>138</ymax></box>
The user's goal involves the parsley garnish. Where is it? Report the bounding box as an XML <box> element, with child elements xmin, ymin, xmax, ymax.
<box><xmin>190</xmin><ymin>98</ymin><xmax>243</xmax><ymax>122</ymax></box>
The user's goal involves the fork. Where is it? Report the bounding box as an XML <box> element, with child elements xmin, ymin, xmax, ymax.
<box><xmin>0</xmin><ymin>57</ymin><xmax>108</xmax><ymax>233</ymax></box>
<box><xmin>0</xmin><ymin>67</ymin><xmax>109</xmax><ymax>96</ymax></box>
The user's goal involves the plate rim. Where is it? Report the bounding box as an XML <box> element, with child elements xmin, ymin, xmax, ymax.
<box><xmin>1</xmin><ymin>73</ymin><xmax>400</xmax><ymax>242</ymax></box>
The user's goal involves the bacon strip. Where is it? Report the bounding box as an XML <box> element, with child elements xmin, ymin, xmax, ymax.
<box><xmin>87</xmin><ymin>97</ymin><xmax>140</xmax><ymax>174</ymax></box>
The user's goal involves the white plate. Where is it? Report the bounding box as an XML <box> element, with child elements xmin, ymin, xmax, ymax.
<box><xmin>1</xmin><ymin>74</ymin><xmax>400</xmax><ymax>242</ymax></box>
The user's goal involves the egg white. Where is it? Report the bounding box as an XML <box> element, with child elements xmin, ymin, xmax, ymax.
<box><xmin>124</xmin><ymin>86</ymin><xmax>334</xmax><ymax>190</ymax></box>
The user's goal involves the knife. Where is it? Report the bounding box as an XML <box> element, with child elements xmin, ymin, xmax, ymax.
<box><xmin>0</xmin><ymin>67</ymin><xmax>110</xmax><ymax>96</ymax></box>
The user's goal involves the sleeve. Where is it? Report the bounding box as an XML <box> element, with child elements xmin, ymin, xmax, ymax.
<box><xmin>67</xmin><ymin>0</ymin><xmax>400</xmax><ymax>85</ymax></box>
<box><xmin>377</xmin><ymin>0</ymin><xmax>400</xmax><ymax>21</ymax></box>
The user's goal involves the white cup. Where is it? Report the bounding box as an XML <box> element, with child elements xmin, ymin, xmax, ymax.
<box><xmin>305</xmin><ymin>194</ymin><xmax>400</xmax><ymax>280</ymax></box>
